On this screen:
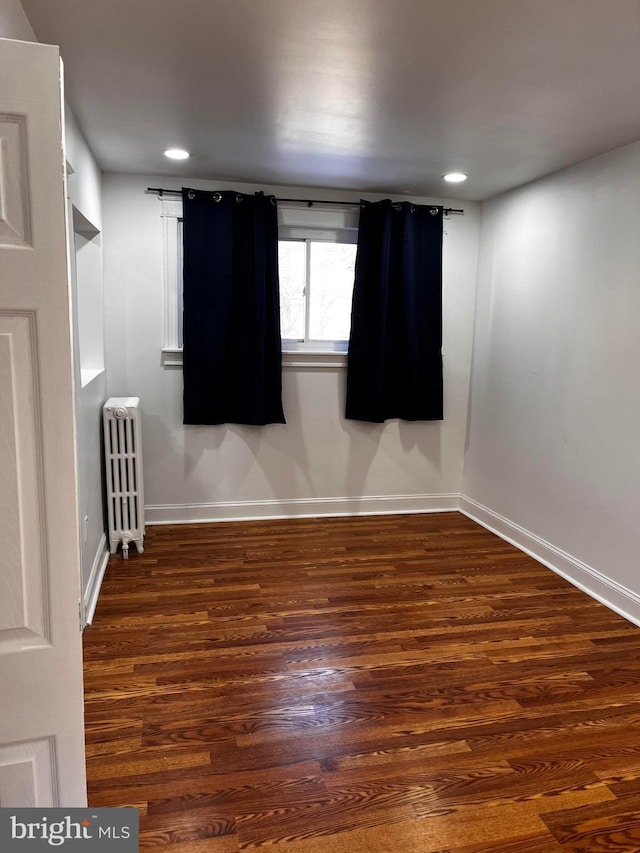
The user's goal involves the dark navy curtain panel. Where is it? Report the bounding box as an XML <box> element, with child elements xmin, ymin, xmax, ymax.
<box><xmin>346</xmin><ymin>200</ymin><xmax>443</xmax><ymax>423</ymax></box>
<box><xmin>181</xmin><ymin>188</ymin><xmax>286</xmax><ymax>426</ymax></box>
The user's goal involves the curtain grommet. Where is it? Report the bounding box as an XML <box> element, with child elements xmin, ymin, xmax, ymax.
<box><xmin>213</xmin><ymin>192</ymin><xmax>222</xmax><ymax>203</ymax></box>
<box><xmin>429</xmin><ymin>207</ymin><xmax>439</xmax><ymax>216</ymax></box>
<box><xmin>187</xmin><ymin>190</ymin><xmax>195</xmax><ymax>200</ymax></box>
<box><xmin>270</xmin><ymin>196</ymin><xmax>276</xmax><ymax>205</ymax></box>
<box><xmin>236</xmin><ymin>194</ymin><xmax>244</xmax><ymax>203</ymax></box>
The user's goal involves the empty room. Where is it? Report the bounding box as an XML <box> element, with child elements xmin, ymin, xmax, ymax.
<box><xmin>1</xmin><ymin>1</ymin><xmax>640</xmax><ymax>850</ymax></box>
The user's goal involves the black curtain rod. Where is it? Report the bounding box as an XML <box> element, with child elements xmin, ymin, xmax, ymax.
<box><xmin>146</xmin><ymin>187</ymin><xmax>464</xmax><ymax>216</ymax></box>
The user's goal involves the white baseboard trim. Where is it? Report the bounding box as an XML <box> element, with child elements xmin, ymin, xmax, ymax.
<box><xmin>459</xmin><ymin>495</ymin><xmax>640</xmax><ymax>628</ymax></box>
<box><xmin>146</xmin><ymin>493</ymin><xmax>460</xmax><ymax>525</ymax></box>
<box><xmin>83</xmin><ymin>533</ymin><xmax>109</xmax><ymax>628</ymax></box>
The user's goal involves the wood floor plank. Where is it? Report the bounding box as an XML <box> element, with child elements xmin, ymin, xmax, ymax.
<box><xmin>84</xmin><ymin>512</ymin><xmax>640</xmax><ymax>850</ymax></box>
<box><xmin>541</xmin><ymin>793</ymin><xmax>640</xmax><ymax>850</ymax></box>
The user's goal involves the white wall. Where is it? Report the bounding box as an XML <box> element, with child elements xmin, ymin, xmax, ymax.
<box><xmin>66</xmin><ymin>109</ymin><xmax>102</xmax><ymax>231</ymax></box>
<box><xmin>103</xmin><ymin>173</ymin><xmax>480</xmax><ymax>521</ymax></box>
<box><xmin>0</xmin><ymin>0</ymin><xmax>35</xmax><ymax>40</ymax></box>
<box><xmin>462</xmin><ymin>140</ymin><xmax>640</xmax><ymax>621</ymax></box>
<box><xmin>65</xmin><ymin>109</ymin><xmax>108</xmax><ymax>620</ymax></box>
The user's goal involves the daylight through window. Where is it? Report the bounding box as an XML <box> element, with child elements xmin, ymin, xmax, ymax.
<box><xmin>277</xmin><ymin>202</ymin><xmax>359</xmax><ymax>351</ymax></box>
<box><xmin>161</xmin><ymin>197</ymin><xmax>359</xmax><ymax>363</ymax></box>
<box><xmin>279</xmin><ymin>240</ymin><xmax>357</xmax><ymax>344</ymax></box>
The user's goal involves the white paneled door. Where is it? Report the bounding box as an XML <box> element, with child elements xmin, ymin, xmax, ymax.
<box><xmin>0</xmin><ymin>39</ymin><xmax>86</xmax><ymax>805</ymax></box>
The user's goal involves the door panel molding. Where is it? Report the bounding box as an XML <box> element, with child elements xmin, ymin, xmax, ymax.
<box><xmin>0</xmin><ymin>311</ymin><xmax>49</xmax><ymax>651</ymax></box>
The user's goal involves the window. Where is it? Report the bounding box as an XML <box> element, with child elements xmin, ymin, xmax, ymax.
<box><xmin>278</xmin><ymin>202</ymin><xmax>358</xmax><ymax>353</ymax></box>
<box><xmin>161</xmin><ymin>196</ymin><xmax>183</xmax><ymax>365</ymax></box>
<box><xmin>162</xmin><ymin>197</ymin><xmax>359</xmax><ymax>368</ymax></box>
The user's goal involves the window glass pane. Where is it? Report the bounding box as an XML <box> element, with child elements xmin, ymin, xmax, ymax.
<box><xmin>278</xmin><ymin>241</ymin><xmax>306</xmax><ymax>340</ymax></box>
<box><xmin>309</xmin><ymin>242</ymin><xmax>356</xmax><ymax>341</ymax></box>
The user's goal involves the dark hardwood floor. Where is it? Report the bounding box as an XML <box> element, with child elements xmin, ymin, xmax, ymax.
<box><xmin>83</xmin><ymin>512</ymin><xmax>640</xmax><ymax>851</ymax></box>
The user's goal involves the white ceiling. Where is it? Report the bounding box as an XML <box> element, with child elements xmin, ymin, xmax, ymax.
<box><xmin>20</xmin><ymin>0</ymin><xmax>640</xmax><ymax>200</ymax></box>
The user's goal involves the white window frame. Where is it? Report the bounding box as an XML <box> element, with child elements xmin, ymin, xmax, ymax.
<box><xmin>161</xmin><ymin>198</ymin><xmax>359</xmax><ymax>369</ymax></box>
<box><xmin>161</xmin><ymin>197</ymin><xmax>184</xmax><ymax>366</ymax></box>
<box><xmin>278</xmin><ymin>202</ymin><xmax>358</xmax><ymax>365</ymax></box>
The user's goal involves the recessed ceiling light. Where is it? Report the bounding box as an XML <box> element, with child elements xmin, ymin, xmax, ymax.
<box><xmin>164</xmin><ymin>148</ymin><xmax>190</xmax><ymax>160</ymax></box>
<box><xmin>443</xmin><ymin>172</ymin><xmax>467</xmax><ymax>183</ymax></box>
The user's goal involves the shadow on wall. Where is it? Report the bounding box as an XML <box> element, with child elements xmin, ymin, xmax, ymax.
<box><xmin>344</xmin><ymin>419</ymin><xmax>384</xmax><ymax>502</ymax></box>
<box><xmin>251</xmin><ymin>370</ymin><xmax>316</xmax><ymax>500</ymax></box>
<box><xmin>143</xmin><ymin>365</ymin><xmax>444</xmax><ymax>509</ymax></box>
<box><xmin>341</xmin><ymin>413</ymin><xmax>444</xmax><ymax>505</ymax></box>
<box><xmin>183</xmin><ymin>423</ymin><xmax>263</xmax><ymax>503</ymax></box>
<box><xmin>175</xmin><ymin>371</ymin><xmax>314</xmax><ymax>504</ymax></box>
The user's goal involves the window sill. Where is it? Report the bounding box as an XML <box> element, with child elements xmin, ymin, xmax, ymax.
<box><xmin>80</xmin><ymin>367</ymin><xmax>105</xmax><ymax>388</ymax></box>
<box><xmin>161</xmin><ymin>348</ymin><xmax>184</xmax><ymax>368</ymax></box>
<box><xmin>161</xmin><ymin>348</ymin><xmax>347</xmax><ymax>370</ymax></box>
<box><xmin>282</xmin><ymin>350</ymin><xmax>347</xmax><ymax>369</ymax></box>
